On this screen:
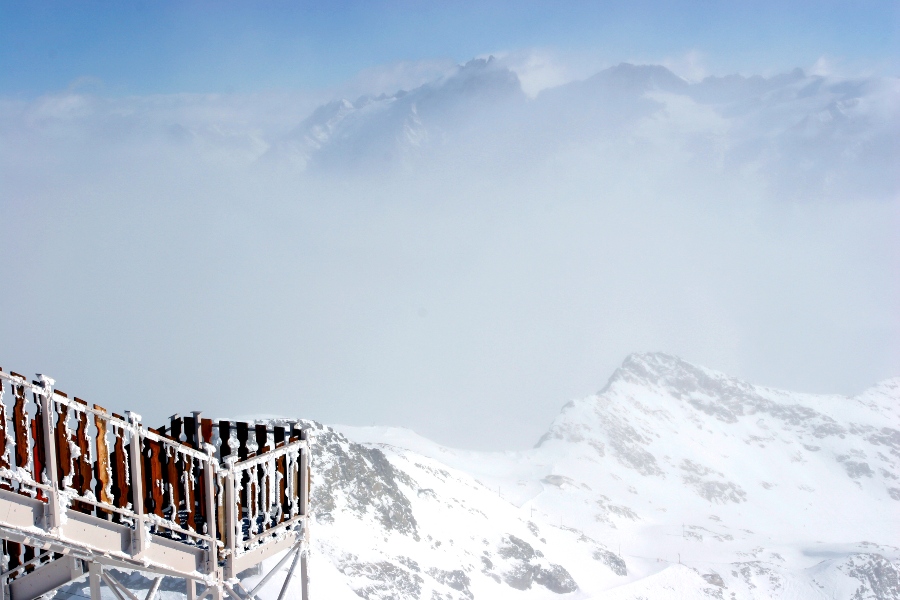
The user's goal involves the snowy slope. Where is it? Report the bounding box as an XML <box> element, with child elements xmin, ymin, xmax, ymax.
<box><xmin>59</xmin><ymin>353</ymin><xmax>896</xmax><ymax>599</ymax></box>
<box><xmin>314</xmin><ymin>353</ymin><xmax>899</xmax><ymax>599</ymax></box>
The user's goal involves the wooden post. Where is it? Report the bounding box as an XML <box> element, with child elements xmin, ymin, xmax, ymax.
<box><xmin>127</xmin><ymin>411</ymin><xmax>147</xmax><ymax>556</ymax></box>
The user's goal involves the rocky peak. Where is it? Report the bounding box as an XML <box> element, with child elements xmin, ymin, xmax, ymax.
<box><xmin>602</xmin><ymin>352</ymin><xmax>747</xmax><ymax>398</ymax></box>
<box><xmin>592</xmin><ymin>63</ymin><xmax>688</xmax><ymax>93</ymax></box>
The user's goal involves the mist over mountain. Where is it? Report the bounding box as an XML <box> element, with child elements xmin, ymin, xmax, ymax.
<box><xmin>6</xmin><ymin>59</ymin><xmax>896</xmax><ymax>202</ymax></box>
<box><xmin>1</xmin><ymin>59</ymin><xmax>897</xmax><ymax>449</ymax></box>
<box><xmin>258</xmin><ymin>59</ymin><xmax>898</xmax><ymax>202</ymax></box>
<box><xmin>268</xmin><ymin>57</ymin><xmax>527</xmax><ymax>172</ymax></box>
<box><xmin>300</xmin><ymin>353</ymin><xmax>900</xmax><ymax>599</ymax></box>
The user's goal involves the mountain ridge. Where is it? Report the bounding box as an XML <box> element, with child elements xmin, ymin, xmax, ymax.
<box><xmin>309</xmin><ymin>352</ymin><xmax>899</xmax><ymax>599</ymax></box>
<box><xmin>255</xmin><ymin>60</ymin><xmax>899</xmax><ymax>203</ymax></box>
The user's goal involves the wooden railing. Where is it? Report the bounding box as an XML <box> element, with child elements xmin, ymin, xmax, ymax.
<box><xmin>0</xmin><ymin>368</ymin><xmax>310</xmax><ymax>580</ymax></box>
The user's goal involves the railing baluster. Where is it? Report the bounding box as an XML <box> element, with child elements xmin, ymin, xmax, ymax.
<box><xmin>274</xmin><ymin>426</ymin><xmax>287</xmax><ymax>522</ymax></box>
<box><xmin>185</xmin><ymin>456</ymin><xmax>197</xmax><ymax>532</ymax></box>
<box><xmin>4</xmin><ymin>540</ymin><xmax>21</xmax><ymax>572</ymax></box>
<box><xmin>236</xmin><ymin>422</ymin><xmax>249</xmax><ymax>460</ymax></box>
<box><xmin>219</xmin><ymin>420</ymin><xmax>232</xmax><ymax>459</ymax></box>
<box><xmin>165</xmin><ymin>442</ymin><xmax>181</xmax><ymax>528</ymax></box>
<box><xmin>0</xmin><ymin>378</ymin><xmax>10</xmax><ymax>488</ymax></box>
<box><xmin>216</xmin><ymin>469</ymin><xmax>225</xmax><ymax>542</ymax></box>
<box><xmin>73</xmin><ymin>399</ymin><xmax>93</xmax><ymax>513</ymax></box>
<box><xmin>93</xmin><ymin>404</ymin><xmax>113</xmax><ymax>519</ymax></box>
<box><xmin>111</xmin><ymin>416</ymin><xmax>130</xmax><ymax>520</ymax></box>
<box><xmin>195</xmin><ymin>454</ymin><xmax>208</xmax><ymax>534</ymax></box>
<box><xmin>144</xmin><ymin>431</ymin><xmax>165</xmax><ymax>518</ymax></box>
<box><xmin>184</xmin><ymin>414</ymin><xmax>197</xmax><ymax>449</ymax></box>
<box><xmin>201</xmin><ymin>418</ymin><xmax>213</xmax><ymax>447</ymax></box>
<box><xmin>52</xmin><ymin>393</ymin><xmax>71</xmax><ymax>490</ymax></box>
<box><xmin>12</xmin><ymin>379</ymin><xmax>29</xmax><ymax>479</ymax></box>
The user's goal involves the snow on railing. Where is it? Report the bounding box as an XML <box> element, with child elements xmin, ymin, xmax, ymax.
<box><xmin>223</xmin><ymin>437</ymin><xmax>307</xmax><ymax>559</ymax></box>
<box><xmin>0</xmin><ymin>368</ymin><xmax>310</xmax><ymax>580</ymax></box>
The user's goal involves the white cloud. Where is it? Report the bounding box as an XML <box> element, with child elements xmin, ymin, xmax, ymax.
<box><xmin>661</xmin><ymin>49</ymin><xmax>708</xmax><ymax>82</ymax></box>
<box><xmin>1</xmin><ymin>60</ymin><xmax>897</xmax><ymax>449</ymax></box>
<box><xmin>490</xmin><ymin>49</ymin><xmax>576</xmax><ymax>97</ymax></box>
<box><xmin>332</xmin><ymin>58</ymin><xmax>459</xmax><ymax>100</ymax></box>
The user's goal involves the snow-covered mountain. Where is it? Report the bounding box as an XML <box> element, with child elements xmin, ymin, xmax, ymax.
<box><xmin>300</xmin><ymin>353</ymin><xmax>899</xmax><ymax>599</ymax></box>
<box><xmin>261</xmin><ymin>61</ymin><xmax>898</xmax><ymax>200</ymax></box>
<box><xmin>8</xmin><ymin>59</ymin><xmax>896</xmax><ymax>202</ymax></box>
<box><xmin>265</xmin><ymin>56</ymin><xmax>526</xmax><ymax>171</ymax></box>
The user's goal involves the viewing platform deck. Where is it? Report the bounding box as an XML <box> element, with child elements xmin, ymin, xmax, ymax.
<box><xmin>0</xmin><ymin>368</ymin><xmax>310</xmax><ymax>600</ymax></box>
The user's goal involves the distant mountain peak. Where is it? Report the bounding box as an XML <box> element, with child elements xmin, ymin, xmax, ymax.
<box><xmin>603</xmin><ymin>352</ymin><xmax>728</xmax><ymax>392</ymax></box>
<box><xmin>325</xmin><ymin>353</ymin><xmax>899</xmax><ymax>599</ymax></box>
<box><xmin>585</xmin><ymin>63</ymin><xmax>689</xmax><ymax>94</ymax></box>
<box><xmin>265</xmin><ymin>55</ymin><xmax>524</xmax><ymax>170</ymax></box>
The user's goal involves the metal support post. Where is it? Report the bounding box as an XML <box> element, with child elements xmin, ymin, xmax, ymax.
<box><xmin>127</xmin><ymin>411</ymin><xmax>147</xmax><ymax>557</ymax></box>
<box><xmin>223</xmin><ymin>465</ymin><xmax>237</xmax><ymax>579</ymax></box>
<box><xmin>89</xmin><ymin>562</ymin><xmax>102</xmax><ymax>600</ymax></box>
<box><xmin>186</xmin><ymin>578</ymin><xmax>196</xmax><ymax>600</ymax></box>
<box><xmin>145</xmin><ymin>576</ymin><xmax>162</xmax><ymax>600</ymax></box>
<box><xmin>203</xmin><ymin>448</ymin><xmax>218</xmax><ymax>574</ymax></box>
<box><xmin>207</xmin><ymin>583</ymin><xmax>224</xmax><ymax>600</ymax></box>
<box><xmin>245</xmin><ymin>542</ymin><xmax>300</xmax><ymax>599</ymax></box>
<box><xmin>104</xmin><ymin>572</ymin><xmax>142</xmax><ymax>600</ymax></box>
<box><xmin>299</xmin><ymin>428</ymin><xmax>310</xmax><ymax>600</ymax></box>
<box><xmin>299</xmin><ymin>436</ymin><xmax>308</xmax><ymax>518</ymax></box>
<box><xmin>275</xmin><ymin>545</ymin><xmax>303</xmax><ymax>600</ymax></box>
<box><xmin>40</xmin><ymin>390</ymin><xmax>61</xmax><ymax>531</ymax></box>
<box><xmin>300</xmin><ymin>549</ymin><xmax>309</xmax><ymax>600</ymax></box>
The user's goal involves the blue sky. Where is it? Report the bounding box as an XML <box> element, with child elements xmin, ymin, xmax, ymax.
<box><xmin>1</xmin><ymin>1</ymin><xmax>897</xmax><ymax>95</ymax></box>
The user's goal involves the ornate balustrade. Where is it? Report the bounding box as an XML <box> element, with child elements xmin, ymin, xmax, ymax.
<box><xmin>0</xmin><ymin>368</ymin><xmax>310</xmax><ymax>600</ymax></box>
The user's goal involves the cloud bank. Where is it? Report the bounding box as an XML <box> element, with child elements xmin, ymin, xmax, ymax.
<box><xmin>1</xmin><ymin>59</ymin><xmax>897</xmax><ymax>449</ymax></box>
